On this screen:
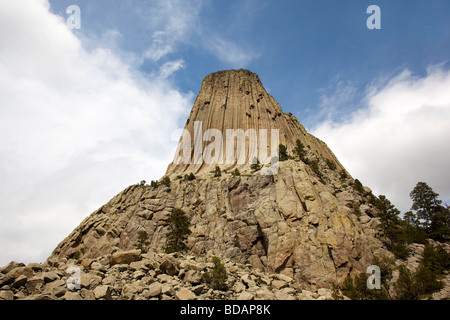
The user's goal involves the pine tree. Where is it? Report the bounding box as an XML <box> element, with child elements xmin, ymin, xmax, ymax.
<box><xmin>394</xmin><ymin>265</ymin><xmax>418</xmax><ymax>300</ymax></box>
<box><xmin>293</xmin><ymin>139</ymin><xmax>307</xmax><ymax>163</ymax></box>
<box><xmin>429</xmin><ymin>205</ymin><xmax>450</xmax><ymax>241</ymax></box>
<box><xmin>410</xmin><ymin>182</ymin><xmax>441</xmax><ymax>231</ymax></box>
<box><xmin>204</xmin><ymin>256</ymin><xmax>228</xmax><ymax>291</ymax></box>
<box><xmin>354</xmin><ymin>179</ymin><xmax>365</xmax><ymax>194</ymax></box>
<box><xmin>279</xmin><ymin>144</ymin><xmax>289</xmax><ymax>161</ymax></box>
<box><xmin>309</xmin><ymin>160</ymin><xmax>323</xmax><ymax>181</ymax></box>
<box><xmin>409</xmin><ymin>182</ymin><xmax>450</xmax><ymax>240</ymax></box>
<box><xmin>375</xmin><ymin>195</ymin><xmax>404</xmax><ymax>254</ymax></box>
<box><xmin>165</xmin><ymin>209</ymin><xmax>191</xmax><ymax>253</ymax></box>
<box><xmin>403</xmin><ymin>211</ymin><xmax>418</xmax><ymax>226</ymax></box>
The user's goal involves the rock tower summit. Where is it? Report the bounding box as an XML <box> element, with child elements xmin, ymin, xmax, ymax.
<box><xmin>165</xmin><ymin>69</ymin><xmax>344</xmax><ymax>176</ymax></box>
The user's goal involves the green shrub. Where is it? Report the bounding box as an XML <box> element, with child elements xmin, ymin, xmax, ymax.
<box><xmin>341</xmin><ymin>273</ymin><xmax>371</xmax><ymax>300</ymax></box>
<box><xmin>394</xmin><ymin>244</ymin><xmax>449</xmax><ymax>299</ymax></box>
<box><xmin>392</xmin><ymin>242</ymin><xmax>409</xmax><ymax>260</ymax></box>
<box><xmin>339</xmin><ymin>256</ymin><xmax>393</xmax><ymax>300</ymax></box>
<box><xmin>395</xmin><ymin>264</ymin><xmax>443</xmax><ymax>300</ymax></box>
<box><xmin>341</xmin><ymin>275</ymin><xmax>359</xmax><ymax>300</ymax></box>
<box><xmin>184</xmin><ymin>172</ymin><xmax>195</xmax><ymax>181</ymax></box>
<box><xmin>279</xmin><ymin>144</ymin><xmax>289</xmax><ymax>161</ymax></box>
<box><xmin>394</xmin><ymin>265</ymin><xmax>418</xmax><ymax>300</ymax></box>
<box><xmin>354</xmin><ymin>179</ymin><xmax>365</xmax><ymax>194</ymax></box>
<box><xmin>294</xmin><ymin>139</ymin><xmax>307</xmax><ymax>163</ymax></box>
<box><xmin>232</xmin><ymin>168</ymin><xmax>240</xmax><ymax>177</ymax></box>
<box><xmin>421</xmin><ymin>243</ymin><xmax>450</xmax><ymax>275</ymax></box>
<box><xmin>214</xmin><ymin>166</ymin><xmax>221</xmax><ymax>178</ymax></box>
<box><xmin>402</xmin><ymin>223</ymin><xmax>428</xmax><ymax>244</ymax></box>
<box><xmin>309</xmin><ymin>160</ymin><xmax>323</xmax><ymax>181</ymax></box>
<box><xmin>325</xmin><ymin>158</ymin><xmax>337</xmax><ymax>171</ymax></box>
<box><xmin>204</xmin><ymin>256</ymin><xmax>228</xmax><ymax>291</ymax></box>
<box><xmin>150</xmin><ymin>180</ymin><xmax>159</xmax><ymax>188</ymax></box>
<box><xmin>414</xmin><ymin>264</ymin><xmax>444</xmax><ymax>296</ymax></box>
<box><xmin>160</xmin><ymin>176</ymin><xmax>171</xmax><ymax>187</ymax></box>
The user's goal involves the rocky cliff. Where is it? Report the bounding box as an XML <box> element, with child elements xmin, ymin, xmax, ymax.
<box><xmin>9</xmin><ymin>69</ymin><xmax>438</xmax><ymax>300</ymax></box>
<box><xmin>46</xmin><ymin>69</ymin><xmax>393</xmax><ymax>290</ymax></box>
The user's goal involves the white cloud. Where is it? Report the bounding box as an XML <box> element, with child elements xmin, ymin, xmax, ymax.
<box><xmin>141</xmin><ymin>0</ymin><xmax>204</xmax><ymax>62</ymax></box>
<box><xmin>203</xmin><ymin>34</ymin><xmax>260</xmax><ymax>67</ymax></box>
<box><xmin>144</xmin><ymin>31</ymin><xmax>177</xmax><ymax>62</ymax></box>
<box><xmin>159</xmin><ymin>59</ymin><xmax>185</xmax><ymax>79</ymax></box>
<box><xmin>0</xmin><ymin>0</ymin><xmax>193</xmax><ymax>265</ymax></box>
<box><xmin>139</xmin><ymin>0</ymin><xmax>259</xmax><ymax>67</ymax></box>
<box><xmin>312</xmin><ymin>66</ymin><xmax>450</xmax><ymax>213</ymax></box>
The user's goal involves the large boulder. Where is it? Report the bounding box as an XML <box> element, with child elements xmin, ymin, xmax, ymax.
<box><xmin>110</xmin><ymin>250</ymin><xmax>141</xmax><ymax>265</ymax></box>
<box><xmin>93</xmin><ymin>285</ymin><xmax>112</xmax><ymax>300</ymax></box>
<box><xmin>175</xmin><ymin>288</ymin><xmax>196</xmax><ymax>300</ymax></box>
<box><xmin>159</xmin><ymin>256</ymin><xmax>179</xmax><ymax>276</ymax></box>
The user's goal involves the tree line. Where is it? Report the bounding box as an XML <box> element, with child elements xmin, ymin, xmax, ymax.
<box><xmin>340</xmin><ymin>181</ymin><xmax>450</xmax><ymax>299</ymax></box>
<box><xmin>373</xmin><ymin>181</ymin><xmax>449</xmax><ymax>259</ymax></box>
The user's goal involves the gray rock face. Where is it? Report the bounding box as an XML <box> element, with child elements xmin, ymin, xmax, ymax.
<box><xmin>49</xmin><ymin>158</ymin><xmax>392</xmax><ymax>289</ymax></box>
<box><xmin>165</xmin><ymin>69</ymin><xmax>345</xmax><ymax>176</ymax></box>
<box><xmin>1</xmin><ymin>69</ymin><xmax>449</xmax><ymax>300</ymax></box>
<box><xmin>46</xmin><ymin>70</ymin><xmax>396</xmax><ymax>289</ymax></box>
<box><xmin>1</xmin><ymin>233</ymin><xmax>449</xmax><ymax>300</ymax></box>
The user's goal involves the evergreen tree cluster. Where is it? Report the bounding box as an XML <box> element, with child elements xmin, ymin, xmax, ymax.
<box><xmin>373</xmin><ymin>182</ymin><xmax>450</xmax><ymax>261</ymax></box>
<box><xmin>340</xmin><ymin>243</ymin><xmax>450</xmax><ymax>300</ymax></box>
<box><xmin>340</xmin><ymin>181</ymin><xmax>450</xmax><ymax>300</ymax></box>
<box><xmin>395</xmin><ymin>243</ymin><xmax>450</xmax><ymax>299</ymax></box>
<box><xmin>340</xmin><ymin>257</ymin><xmax>393</xmax><ymax>300</ymax></box>
<box><xmin>144</xmin><ymin>161</ymin><xmax>449</xmax><ymax>301</ymax></box>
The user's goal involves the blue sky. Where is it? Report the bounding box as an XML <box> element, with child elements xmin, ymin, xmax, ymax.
<box><xmin>48</xmin><ymin>0</ymin><xmax>450</xmax><ymax>127</ymax></box>
<box><xmin>1</xmin><ymin>0</ymin><xmax>450</xmax><ymax>265</ymax></box>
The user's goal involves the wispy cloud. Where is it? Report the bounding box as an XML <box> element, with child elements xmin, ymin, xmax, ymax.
<box><xmin>139</xmin><ymin>0</ymin><xmax>260</xmax><ymax>68</ymax></box>
<box><xmin>144</xmin><ymin>31</ymin><xmax>177</xmax><ymax>62</ymax></box>
<box><xmin>141</xmin><ymin>0</ymin><xmax>204</xmax><ymax>62</ymax></box>
<box><xmin>159</xmin><ymin>59</ymin><xmax>185</xmax><ymax>79</ymax></box>
<box><xmin>202</xmin><ymin>34</ymin><xmax>260</xmax><ymax>67</ymax></box>
<box><xmin>311</xmin><ymin>76</ymin><xmax>358</xmax><ymax>124</ymax></box>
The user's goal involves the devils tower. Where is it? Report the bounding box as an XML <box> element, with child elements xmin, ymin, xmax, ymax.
<box><xmin>166</xmin><ymin>69</ymin><xmax>344</xmax><ymax>176</ymax></box>
<box><xmin>44</xmin><ymin>69</ymin><xmax>392</xmax><ymax>291</ymax></box>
